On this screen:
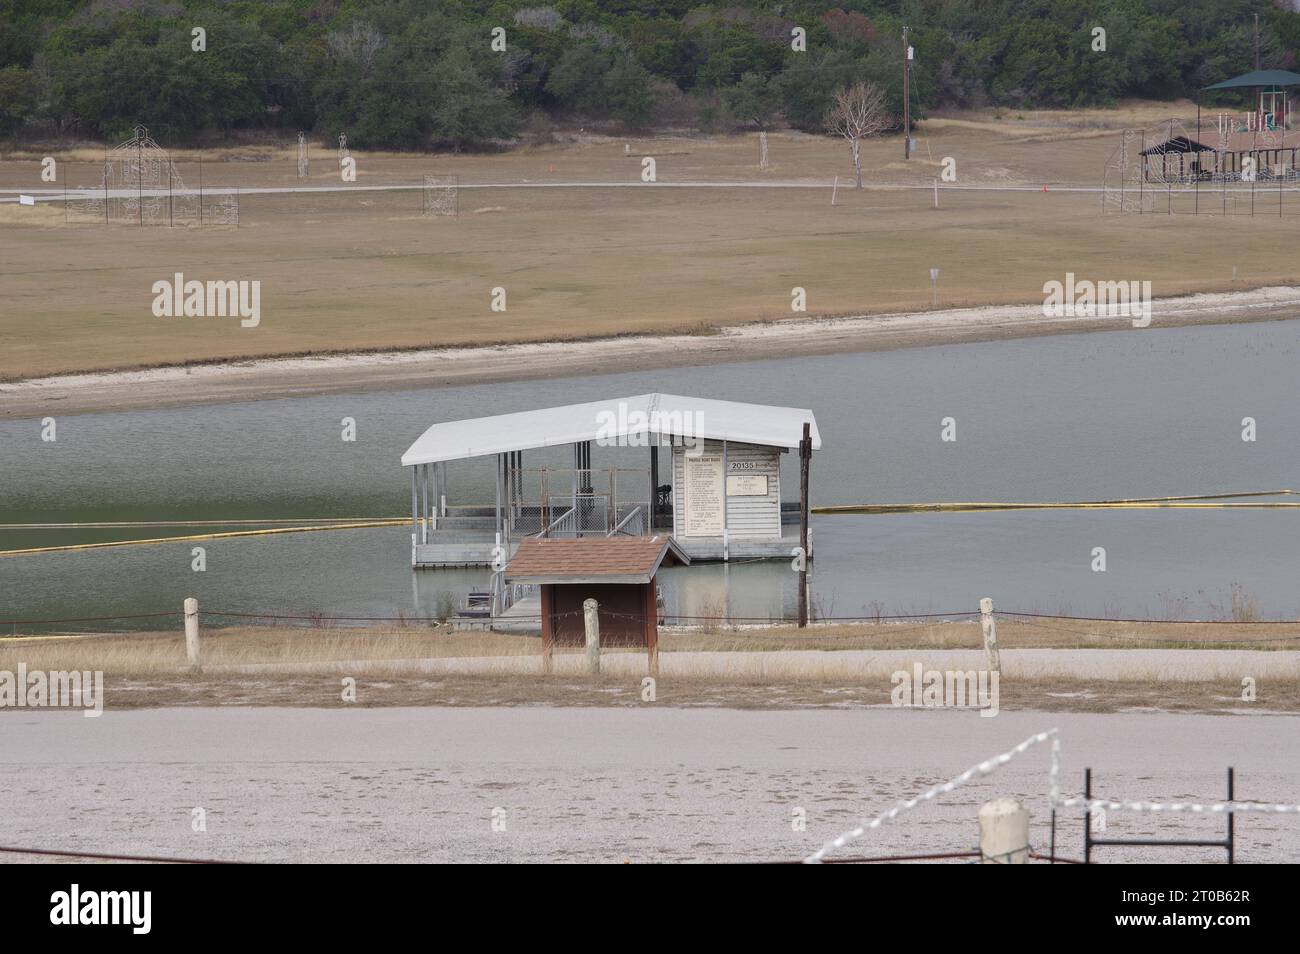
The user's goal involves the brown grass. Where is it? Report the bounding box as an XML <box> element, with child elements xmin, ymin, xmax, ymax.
<box><xmin>6</xmin><ymin>618</ymin><xmax>1297</xmax><ymax>677</ymax></box>
<box><xmin>3</xmin><ymin>108</ymin><xmax>1299</xmax><ymax>381</ymax></box>
<box><xmin>1</xmin><ymin>619</ymin><xmax>1296</xmax><ymax>715</ymax></box>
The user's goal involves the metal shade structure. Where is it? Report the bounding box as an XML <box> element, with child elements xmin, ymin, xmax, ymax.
<box><xmin>401</xmin><ymin>393</ymin><xmax>821</xmax><ymax>467</ymax></box>
<box><xmin>1203</xmin><ymin>69</ymin><xmax>1300</xmax><ymax>90</ymax></box>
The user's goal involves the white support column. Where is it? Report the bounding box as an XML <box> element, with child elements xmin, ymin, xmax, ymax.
<box><xmin>419</xmin><ymin>464</ymin><xmax>428</xmax><ymax>544</ymax></box>
<box><xmin>430</xmin><ymin>462</ymin><xmax>439</xmax><ymax>532</ymax></box>
<box><xmin>423</xmin><ymin>464</ymin><xmax>432</xmax><ymax>542</ymax></box>
<box><xmin>410</xmin><ymin>466</ymin><xmax>419</xmax><ymax>544</ymax></box>
<box><xmin>978</xmin><ymin>797</ymin><xmax>1030</xmax><ymax>864</ymax></box>
<box><xmin>495</xmin><ymin>453</ymin><xmax>505</xmax><ymax>542</ymax></box>
<box><xmin>571</xmin><ymin>443</ymin><xmax>579</xmax><ymax>517</ymax></box>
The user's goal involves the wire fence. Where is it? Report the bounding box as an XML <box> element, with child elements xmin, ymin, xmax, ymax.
<box><xmin>4</xmin><ymin>606</ymin><xmax>1300</xmax><ymax>637</ymax></box>
<box><xmin>806</xmin><ymin>728</ymin><xmax>1300</xmax><ymax>865</ymax></box>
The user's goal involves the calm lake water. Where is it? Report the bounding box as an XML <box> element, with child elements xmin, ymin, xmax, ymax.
<box><xmin>2</xmin><ymin>319</ymin><xmax>1298</xmax><ymax>629</ymax></box>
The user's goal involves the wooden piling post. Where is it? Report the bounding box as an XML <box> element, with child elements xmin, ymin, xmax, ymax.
<box><xmin>540</xmin><ymin>585</ymin><xmax>554</xmax><ymax>674</ymax></box>
<box><xmin>979</xmin><ymin>597</ymin><xmax>1000</xmax><ymax>673</ymax></box>
<box><xmin>184</xmin><ymin>597</ymin><xmax>201</xmax><ymax>671</ymax></box>
<box><xmin>583</xmin><ymin>598</ymin><xmax>600</xmax><ymax>675</ymax></box>
<box><xmin>978</xmin><ymin>797</ymin><xmax>1029</xmax><ymax>864</ymax></box>
<box><xmin>645</xmin><ymin>581</ymin><xmax>659</xmax><ymax>678</ymax></box>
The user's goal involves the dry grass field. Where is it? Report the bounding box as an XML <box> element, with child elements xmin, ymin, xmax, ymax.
<box><xmin>3</xmin><ymin>618</ymin><xmax>1295</xmax><ymax>712</ymax></box>
<box><xmin>3</xmin><ymin>102</ymin><xmax>1299</xmax><ymax>382</ymax></box>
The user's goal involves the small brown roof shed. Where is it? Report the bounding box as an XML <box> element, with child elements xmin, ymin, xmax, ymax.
<box><xmin>505</xmin><ymin>536</ymin><xmax>690</xmax><ymax>668</ymax></box>
<box><xmin>505</xmin><ymin>535</ymin><xmax>690</xmax><ymax>585</ymax></box>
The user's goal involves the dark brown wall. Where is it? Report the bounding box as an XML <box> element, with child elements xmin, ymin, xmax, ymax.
<box><xmin>545</xmin><ymin>582</ymin><xmax>650</xmax><ymax>647</ymax></box>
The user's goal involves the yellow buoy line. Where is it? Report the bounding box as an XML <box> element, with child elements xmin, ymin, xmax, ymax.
<box><xmin>814</xmin><ymin>489</ymin><xmax>1298</xmax><ymax>516</ymax></box>
<box><xmin>0</xmin><ymin>490</ymin><xmax>1294</xmax><ymax>556</ymax></box>
<box><xmin>0</xmin><ymin>517</ymin><xmax>407</xmax><ymax>530</ymax></box>
<box><xmin>0</xmin><ymin>520</ymin><xmax>409</xmax><ymax>557</ymax></box>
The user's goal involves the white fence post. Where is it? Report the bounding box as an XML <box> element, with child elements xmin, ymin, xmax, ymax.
<box><xmin>584</xmin><ymin>598</ymin><xmax>600</xmax><ymax>675</ymax></box>
<box><xmin>184</xmin><ymin>597</ymin><xmax>201</xmax><ymax>671</ymax></box>
<box><xmin>979</xmin><ymin>597</ymin><xmax>1000</xmax><ymax>673</ymax></box>
<box><xmin>979</xmin><ymin>797</ymin><xmax>1029</xmax><ymax>864</ymax></box>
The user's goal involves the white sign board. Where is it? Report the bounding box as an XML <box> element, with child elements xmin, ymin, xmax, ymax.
<box><xmin>18</xmin><ymin>195</ymin><xmax>35</xmax><ymax>206</ymax></box>
<box><xmin>682</xmin><ymin>453</ymin><xmax>724</xmax><ymax>535</ymax></box>
<box><xmin>726</xmin><ymin>474</ymin><xmax>768</xmax><ymax>497</ymax></box>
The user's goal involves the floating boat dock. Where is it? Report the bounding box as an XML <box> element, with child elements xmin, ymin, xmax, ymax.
<box><xmin>398</xmin><ymin>393</ymin><xmax>821</xmax><ymax>576</ymax></box>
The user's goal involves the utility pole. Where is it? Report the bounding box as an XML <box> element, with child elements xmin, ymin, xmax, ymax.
<box><xmin>903</xmin><ymin>26</ymin><xmax>911</xmax><ymax>160</ymax></box>
<box><xmin>1254</xmin><ymin>14</ymin><xmax>1262</xmax><ymax>124</ymax></box>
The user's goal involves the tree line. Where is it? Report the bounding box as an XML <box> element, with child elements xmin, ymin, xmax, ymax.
<box><xmin>1</xmin><ymin>0</ymin><xmax>1296</xmax><ymax>148</ymax></box>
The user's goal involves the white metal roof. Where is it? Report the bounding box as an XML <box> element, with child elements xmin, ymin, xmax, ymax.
<box><xmin>400</xmin><ymin>393</ymin><xmax>821</xmax><ymax>466</ymax></box>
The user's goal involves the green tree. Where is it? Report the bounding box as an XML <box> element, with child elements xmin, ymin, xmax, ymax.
<box><xmin>429</xmin><ymin>46</ymin><xmax>520</xmax><ymax>149</ymax></box>
<box><xmin>722</xmin><ymin>71</ymin><xmax>778</xmax><ymax>129</ymax></box>
<box><xmin>776</xmin><ymin>50</ymin><xmax>867</xmax><ymax>132</ymax></box>
<box><xmin>0</xmin><ymin>66</ymin><xmax>37</xmax><ymax>137</ymax></box>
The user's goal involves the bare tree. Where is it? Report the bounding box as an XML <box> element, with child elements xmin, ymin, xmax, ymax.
<box><xmin>327</xmin><ymin>21</ymin><xmax>387</xmax><ymax>74</ymax></box>
<box><xmin>825</xmin><ymin>81</ymin><xmax>891</xmax><ymax>189</ymax></box>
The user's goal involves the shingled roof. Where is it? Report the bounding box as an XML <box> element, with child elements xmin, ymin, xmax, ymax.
<box><xmin>505</xmin><ymin>535</ymin><xmax>689</xmax><ymax>584</ymax></box>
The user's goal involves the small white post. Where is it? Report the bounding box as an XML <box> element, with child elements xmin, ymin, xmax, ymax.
<box><xmin>933</xmin><ymin>177</ymin><xmax>939</xmax><ymax>208</ymax></box>
<box><xmin>831</xmin><ymin>176</ymin><xmax>839</xmax><ymax>206</ymax></box>
<box><xmin>979</xmin><ymin>597</ymin><xmax>1000</xmax><ymax>673</ymax></box>
<box><xmin>583</xmin><ymin>598</ymin><xmax>600</xmax><ymax>675</ymax></box>
<box><xmin>979</xmin><ymin>797</ymin><xmax>1030</xmax><ymax>864</ymax></box>
<box><xmin>184</xmin><ymin>597</ymin><xmax>201</xmax><ymax>670</ymax></box>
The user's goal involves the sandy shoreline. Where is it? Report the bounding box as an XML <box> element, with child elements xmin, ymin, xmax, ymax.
<box><xmin>4</xmin><ymin>285</ymin><xmax>1298</xmax><ymax>418</ymax></box>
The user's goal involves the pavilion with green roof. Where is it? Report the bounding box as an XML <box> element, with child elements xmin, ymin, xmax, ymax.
<box><xmin>1203</xmin><ymin>69</ymin><xmax>1300</xmax><ymax>132</ymax></box>
<box><xmin>1137</xmin><ymin>70</ymin><xmax>1300</xmax><ymax>183</ymax></box>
